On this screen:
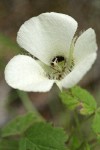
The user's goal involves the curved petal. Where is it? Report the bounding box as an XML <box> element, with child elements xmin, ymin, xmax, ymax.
<box><xmin>74</xmin><ymin>28</ymin><xmax>98</xmax><ymax>62</ymax></box>
<box><xmin>61</xmin><ymin>53</ymin><xmax>97</xmax><ymax>88</ymax></box>
<box><xmin>5</xmin><ymin>55</ymin><xmax>54</xmax><ymax>92</ymax></box>
<box><xmin>17</xmin><ymin>12</ymin><xmax>78</xmax><ymax>65</ymax></box>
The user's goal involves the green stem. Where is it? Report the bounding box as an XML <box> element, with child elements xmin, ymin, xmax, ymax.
<box><xmin>80</xmin><ymin>113</ymin><xmax>95</xmax><ymax>127</ymax></box>
<box><xmin>17</xmin><ymin>90</ymin><xmax>44</xmax><ymax>120</ymax></box>
<box><xmin>73</xmin><ymin>110</ymin><xmax>81</xmax><ymax>135</ymax></box>
<box><xmin>17</xmin><ymin>90</ymin><xmax>33</xmax><ymax>112</ymax></box>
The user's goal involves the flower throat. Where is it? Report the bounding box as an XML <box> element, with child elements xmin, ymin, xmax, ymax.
<box><xmin>48</xmin><ymin>56</ymin><xmax>74</xmax><ymax>80</ymax></box>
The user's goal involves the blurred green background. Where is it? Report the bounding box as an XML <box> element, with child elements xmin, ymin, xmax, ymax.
<box><xmin>0</xmin><ymin>0</ymin><xmax>100</xmax><ymax>144</ymax></box>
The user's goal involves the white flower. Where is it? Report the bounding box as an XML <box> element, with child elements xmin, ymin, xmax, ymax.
<box><xmin>4</xmin><ymin>12</ymin><xmax>97</xmax><ymax>92</ymax></box>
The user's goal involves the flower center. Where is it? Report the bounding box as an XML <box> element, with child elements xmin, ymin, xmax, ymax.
<box><xmin>47</xmin><ymin>38</ymin><xmax>76</xmax><ymax>80</ymax></box>
<box><xmin>51</xmin><ymin>56</ymin><xmax>65</xmax><ymax>66</ymax></box>
<box><xmin>48</xmin><ymin>55</ymin><xmax>74</xmax><ymax>80</ymax></box>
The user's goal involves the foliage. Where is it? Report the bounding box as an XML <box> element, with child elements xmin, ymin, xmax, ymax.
<box><xmin>0</xmin><ymin>113</ymin><xmax>68</xmax><ymax>150</ymax></box>
<box><xmin>20</xmin><ymin>122</ymin><xmax>67</xmax><ymax>150</ymax></box>
<box><xmin>60</xmin><ymin>86</ymin><xmax>97</xmax><ymax>115</ymax></box>
<box><xmin>0</xmin><ymin>85</ymin><xmax>100</xmax><ymax>149</ymax></box>
<box><xmin>92</xmin><ymin>108</ymin><xmax>100</xmax><ymax>140</ymax></box>
<box><xmin>1</xmin><ymin>112</ymin><xmax>41</xmax><ymax>137</ymax></box>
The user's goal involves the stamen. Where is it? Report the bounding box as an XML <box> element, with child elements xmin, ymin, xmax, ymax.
<box><xmin>48</xmin><ymin>54</ymin><xmax>75</xmax><ymax>80</ymax></box>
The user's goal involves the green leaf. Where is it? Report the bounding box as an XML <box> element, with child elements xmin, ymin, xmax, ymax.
<box><xmin>60</xmin><ymin>86</ymin><xmax>97</xmax><ymax>115</ymax></box>
<box><xmin>1</xmin><ymin>112</ymin><xmax>41</xmax><ymax>137</ymax></box>
<box><xmin>20</xmin><ymin>122</ymin><xmax>68</xmax><ymax>150</ymax></box>
<box><xmin>92</xmin><ymin>108</ymin><xmax>100</xmax><ymax>139</ymax></box>
<box><xmin>71</xmin><ymin>86</ymin><xmax>97</xmax><ymax>115</ymax></box>
<box><xmin>60</xmin><ymin>90</ymin><xmax>79</xmax><ymax>110</ymax></box>
<box><xmin>0</xmin><ymin>139</ymin><xmax>18</xmax><ymax>150</ymax></box>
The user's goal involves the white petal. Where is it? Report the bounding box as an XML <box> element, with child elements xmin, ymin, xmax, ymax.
<box><xmin>5</xmin><ymin>55</ymin><xmax>54</xmax><ymax>92</ymax></box>
<box><xmin>74</xmin><ymin>28</ymin><xmax>98</xmax><ymax>62</ymax></box>
<box><xmin>17</xmin><ymin>12</ymin><xmax>78</xmax><ymax>65</ymax></box>
<box><xmin>61</xmin><ymin>53</ymin><xmax>97</xmax><ymax>88</ymax></box>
